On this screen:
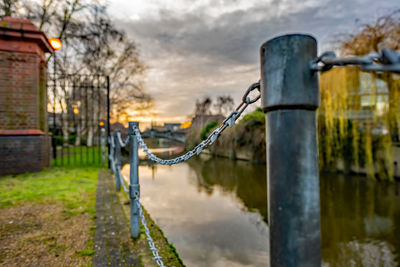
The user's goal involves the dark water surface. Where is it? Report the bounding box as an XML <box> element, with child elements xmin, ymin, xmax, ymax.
<box><xmin>123</xmin><ymin>150</ymin><xmax>400</xmax><ymax>266</ymax></box>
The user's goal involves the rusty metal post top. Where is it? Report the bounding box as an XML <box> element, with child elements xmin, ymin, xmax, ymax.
<box><xmin>260</xmin><ymin>34</ymin><xmax>320</xmax><ymax>113</ymax></box>
<box><xmin>128</xmin><ymin>121</ymin><xmax>139</xmax><ymax>134</ymax></box>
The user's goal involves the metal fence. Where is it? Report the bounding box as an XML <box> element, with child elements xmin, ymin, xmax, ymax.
<box><xmin>49</xmin><ymin>73</ymin><xmax>110</xmax><ymax>166</ymax></box>
<box><xmin>107</xmin><ymin>34</ymin><xmax>400</xmax><ymax>267</ymax></box>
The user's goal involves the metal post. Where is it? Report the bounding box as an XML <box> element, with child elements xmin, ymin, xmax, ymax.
<box><xmin>114</xmin><ymin>131</ymin><xmax>121</xmax><ymax>191</ymax></box>
<box><xmin>129</xmin><ymin>121</ymin><xmax>140</xmax><ymax>238</ymax></box>
<box><xmin>109</xmin><ymin>134</ymin><xmax>115</xmax><ymax>174</ymax></box>
<box><xmin>100</xmin><ymin>128</ymin><xmax>106</xmax><ymax>166</ymax></box>
<box><xmin>52</xmin><ymin>53</ymin><xmax>57</xmax><ymax>162</ymax></box>
<box><xmin>260</xmin><ymin>34</ymin><xmax>321</xmax><ymax>266</ymax></box>
<box><xmin>106</xmin><ymin>76</ymin><xmax>111</xmax><ymax>168</ymax></box>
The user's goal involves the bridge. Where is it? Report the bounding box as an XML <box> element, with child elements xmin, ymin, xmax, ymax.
<box><xmin>141</xmin><ymin>129</ymin><xmax>186</xmax><ymax>143</ymax></box>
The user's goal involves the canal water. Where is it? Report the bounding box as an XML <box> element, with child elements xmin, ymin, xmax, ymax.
<box><xmin>122</xmin><ymin>142</ymin><xmax>400</xmax><ymax>266</ymax></box>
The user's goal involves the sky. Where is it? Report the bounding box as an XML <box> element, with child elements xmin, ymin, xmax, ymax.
<box><xmin>107</xmin><ymin>0</ymin><xmax>399</xmax><ymax>124</ymax></box>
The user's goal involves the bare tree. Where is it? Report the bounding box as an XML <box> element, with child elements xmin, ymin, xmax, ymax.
<box><xmin>1</xmin><ymin>0</ymin><xmax>151</xmax><ymax>145</ymax></box>
<box><xmin>214</xmin><ymin>95</ymin><xmax>234</xmax><ymax>116</ymax></box>
<box><xmin>194</xmin><ymin>95</ymin><xmax>235</xmax><ymax>116</ymax></box>
<box><xmin>0</xmin><ymin>0</ymin><xmax>15</xmax><ymax>16</ymax></box>
<box><xmin>195</xmin><ymin>97</ymin><xmax>212</xmax><ymax>115</ymax></box>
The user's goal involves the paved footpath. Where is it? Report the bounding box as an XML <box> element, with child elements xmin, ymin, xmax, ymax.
<box><xmin>93</xmin><ymin>170</ymin><xmax>141</xmax><ymax>267</ymax></box>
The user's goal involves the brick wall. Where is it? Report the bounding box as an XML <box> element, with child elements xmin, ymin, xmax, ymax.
<box><xmin>0</xmin><ymin>17</ymin><xmax>53</xmax><ymax>175</ymax></box>
<box><xmin>0</xmin><ymin>135</ymin><xmax>50</xmax><ymax>175</ymax></box>
<box><xmin>0</xmin><ymin>51</ymin><xmax>41</xmax><ymax>129</ymax></box>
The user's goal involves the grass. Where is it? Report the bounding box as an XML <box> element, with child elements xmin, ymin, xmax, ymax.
<box><xmin>0</xmin><ymin>166</ymin><xmax>100</xmax><ymax>266</ymax></box>
<box><xmin>53</xmin><ymin>145</ymin><xmax>107</xmax><ymax>168</ymax></box>
<box><xmin>0</xmin><ymin>167</ymin><xmax>98</xmax><ymax>212</ymax></box>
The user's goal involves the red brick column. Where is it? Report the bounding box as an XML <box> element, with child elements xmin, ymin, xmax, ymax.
<box><xmin>0</xmin><ymin>17</ymin><xmax>54</xmax><ymax>175</ymax></box>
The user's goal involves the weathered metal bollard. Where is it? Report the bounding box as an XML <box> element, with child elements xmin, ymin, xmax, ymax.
<box><xmin>109</xmin><ymin>134</ymin><xmax>115</xmax><ymax>174</ymax></box>
<box><xmin>114</xmin><ymin>131</ymin><xmax>121</xmax><ymax>191</ymax></box>
<box><xmin>129</xmin><ymin>121</ymin><xmax>140</xmax><ymax>238</ymax></box>
<box><xmin>100</xmin><ymin>128</ymin><xmax>106</xmax><ymax>166</ymax></box>
<box><xmin>260</xmin><ymin>34</ymin><xmax>321</xmax><ymax>266</ymax></box>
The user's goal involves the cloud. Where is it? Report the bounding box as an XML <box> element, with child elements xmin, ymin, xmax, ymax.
<box><xmin>110</xmin><ymin>0</ymin><xmax>399</xmax><ymax>121</ymax></box>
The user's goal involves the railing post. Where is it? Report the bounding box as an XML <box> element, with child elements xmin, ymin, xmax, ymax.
<box><xmin>109</xmin><ymin>134</ymin><xmax>115</xmax><ymax>174</ymax></box>
<box><xmin>260</xmin><ymin>34</ymin><xmax>321</xmax><ymax>266</ymax></box>
<box><xmin>100</xmin><ymin>128</ymin><xmax>106</xmax><ymax>166</ymax></box>
<box><xmin>129</xmin><ymin>121</ymin><xmax>140</xmax><ymax>238</ymax></box>
<box><xmin>114</xmin><ymin>131</ymin><xmax>121</xmax><ymax>191</ymax></box>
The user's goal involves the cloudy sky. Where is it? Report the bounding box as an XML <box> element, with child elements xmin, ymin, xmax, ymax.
<box><xmin>107</xmin><ymin>0</ymin><xmax>398</xmax><ymax>123</ymax></box>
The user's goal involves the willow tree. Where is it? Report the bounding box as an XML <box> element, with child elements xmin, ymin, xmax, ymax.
<box><xmin>341</xmin><ymin>10</ymin><xmax>400</xmax><ymax>143</ymax></box>
<box><xmin>319</xmin><ymin>11</ymin><xmax>400</xmax><ymax>181</ymax></box>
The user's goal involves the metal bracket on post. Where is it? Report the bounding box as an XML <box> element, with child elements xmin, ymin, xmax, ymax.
<box><xmin>129</xmin><ymin>184</ymin><xmax>140</xmax><ymax>200</ymax></box>
<box><xmin>114</xmin><ymin>131</ymin><xmax>121</xmax><ymax>191</ymax></box>
<box><xmin>260</xmin><ymin>34</ymin><xmax>321</xmax><ymax>266</ymax></box>
<box><xmin>129</xmin><ymin>121</ymin><xmax>140</xmax><ymax>239</ymax></box>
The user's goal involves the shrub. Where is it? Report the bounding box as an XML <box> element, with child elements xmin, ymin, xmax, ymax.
<box><xmin>200</xmin><ymin>121</ymin><xmax>219</xmax><ymax>140</ymax></box>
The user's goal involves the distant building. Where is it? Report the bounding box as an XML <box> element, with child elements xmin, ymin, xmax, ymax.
<box><xmin>163</xmin><ymin>123</ymin><xmax>181</xmax><ymax>132</ymax></box>
<box><xmin>190</xmin><ymin>114</ymin><xmax>225</xmax><ymax>129</ymax></box>
<box><xmin>111</xmin><ymin>122</ymin><xmax>128</xmax><ymax>136</ymax></box>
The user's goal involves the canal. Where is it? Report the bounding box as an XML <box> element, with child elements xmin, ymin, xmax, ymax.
<box><xmin>122</xmin><ymin>141</ymin><xmax>400</xmax><ymax>266</ymax></box>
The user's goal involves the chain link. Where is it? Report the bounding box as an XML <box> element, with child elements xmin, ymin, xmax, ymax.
<box><xmin>108</xmin><ymin>136</ymin><xmax>165</xmax><ymax>266</ymax></box>
<box><xmin>116</xmin><ymin>131</ymin><xmax>130</xmax><ymax>147</ymax></box>
<box><xmin>116</xmin><ymin>166</ymin><xmax>130</xmax><ymax>194</ymax></box>
<box><xmin>108</xmin><ymin>136</ymin><xmax>116</xmax><ymax>173</ymax></box>
<box><xmin>133</xmin><ymin>81</ymin><xmax>261</xmax><ymax>165</ymax></box>
<box><xmin>310</xmin><ymin>48</ymin><xmax>400</xmax><ymax>74</ymax></box>
<box><xmin>107</xmin><ymin>80</ymin><xmax>261</xmax><ymax>267</ymax></box>
<box><xmin>136</xmin><ymin>200</ymin><xmax>166</xmax><ymax>267</ymax></box>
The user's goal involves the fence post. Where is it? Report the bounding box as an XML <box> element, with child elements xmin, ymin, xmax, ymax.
<box><xmin>260</xmin><ymin>34</ymin><xmax>321</xmax><ymax>266</ymax></box>
<box><xmin>114</xmin><ymin>131</ymin><xmax>121</xmax><ymax>191</ymax></box>
<box><xmin>129</xmin><ymin>121</ymin><xmax>140</xmax><ymax>238</ymax></box>
<box><xmin>106</xmin><ymin>76</ymin><xmax>111</xmax><ymax>168</ymax></box>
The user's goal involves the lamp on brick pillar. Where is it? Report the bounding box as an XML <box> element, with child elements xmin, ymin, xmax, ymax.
<box><xmin>0</xmin><ymin>17</ymin><xmax>54</xmax><ymax>175</ymax></box>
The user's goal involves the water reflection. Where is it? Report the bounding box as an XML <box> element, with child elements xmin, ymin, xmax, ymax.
<box><xmin>186</xmin><ymin>157</ymin><xmax>268</xmax><ymax>224</ymax></box>
<box><xmin>122</xmin><ymin>146</ymin><xmax>400</xmax><ymax>266</ymax></box>
<box><xmin>320</xmin><ymin>174</ymin><xmax>400</xmax><ymax>266</ymax></box>
<box><xmin>123</xmin><ymin>157</ymin><xmax>269</xmax><ymax>267</ymax></box>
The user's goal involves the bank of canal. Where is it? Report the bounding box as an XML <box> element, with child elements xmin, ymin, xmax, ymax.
<box><xmin>122</xmin><ymin>146</ymin><xmax>400</xmax><ymax>266</ymax></box>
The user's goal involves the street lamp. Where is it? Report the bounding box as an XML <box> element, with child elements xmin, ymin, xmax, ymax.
<box><xmin>49</xmin><ymin>38</ymin><xmax>62</xmax><ymax>161</ymax></box>
<box><xmin>49</xmin><ymin>38</ymin><xmax>62</xmax><ymax>50</ymax></box>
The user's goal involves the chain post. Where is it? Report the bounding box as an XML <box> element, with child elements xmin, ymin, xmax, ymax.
<box><xmin>114</xmin><ymin>131</ymin><xmax>121</xmax><ymax>191</ymax></box>
<box><xmin>260</xmin><ymin>34</ymin><xmax>321</xmax><ymax>266</ymax></box>
<box><xmin>100</xmin><ymin>128</ymin><xmax>106</xmax><ymax>166</ymax></box>
<box><xmin>109</xmin><ymin>135</ymin><xmax>114</xmax><ymax>174</ymax></box>
<box><xmin>129</xmin><ymin>121</ymin><xmax>140</xmax><ymax>238</ymax></box>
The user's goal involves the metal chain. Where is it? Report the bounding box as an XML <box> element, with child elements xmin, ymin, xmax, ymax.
<box><xmin>107</xmin><ymin>80</ymin><xmax>260</xmax><ymax>267</ymax></box>
<box><xmin>108</xmin><ymin>136</ymin><xmax>116</xmax><ymax>173</ymax></box>
<box><xmin>310</xmin><ymin>48</ymin><xmax>400</xmax><ymax>74</ymax></box>
<box><xmin>133</xmin><ymin>81</ymin><xmax>261</xmax><ymax>165</ymax></box>
<box><xmin>116</xmin><ymin>167</ymin><xmax>130</xmax><ymax>194</ymax></box>
<box><xmin>108</xmin><ymin>136</ymin><xmax>165</xmax><ymax>266</ymax></box>
<box><xmin>136</xmin><ymin>200</ymin><xmax>165</xmax><ymax>267</ymax></box>
<box><xmin>116</xmin><ymin>131</ymin><xmax>130</xmax><ymax>147</ymax></box>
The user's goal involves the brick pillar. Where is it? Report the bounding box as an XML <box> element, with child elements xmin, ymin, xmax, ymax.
<box><xmin>0</xmin><ymin>17</ymin><xmax>54</xmax><ymax>175</ymax></box>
